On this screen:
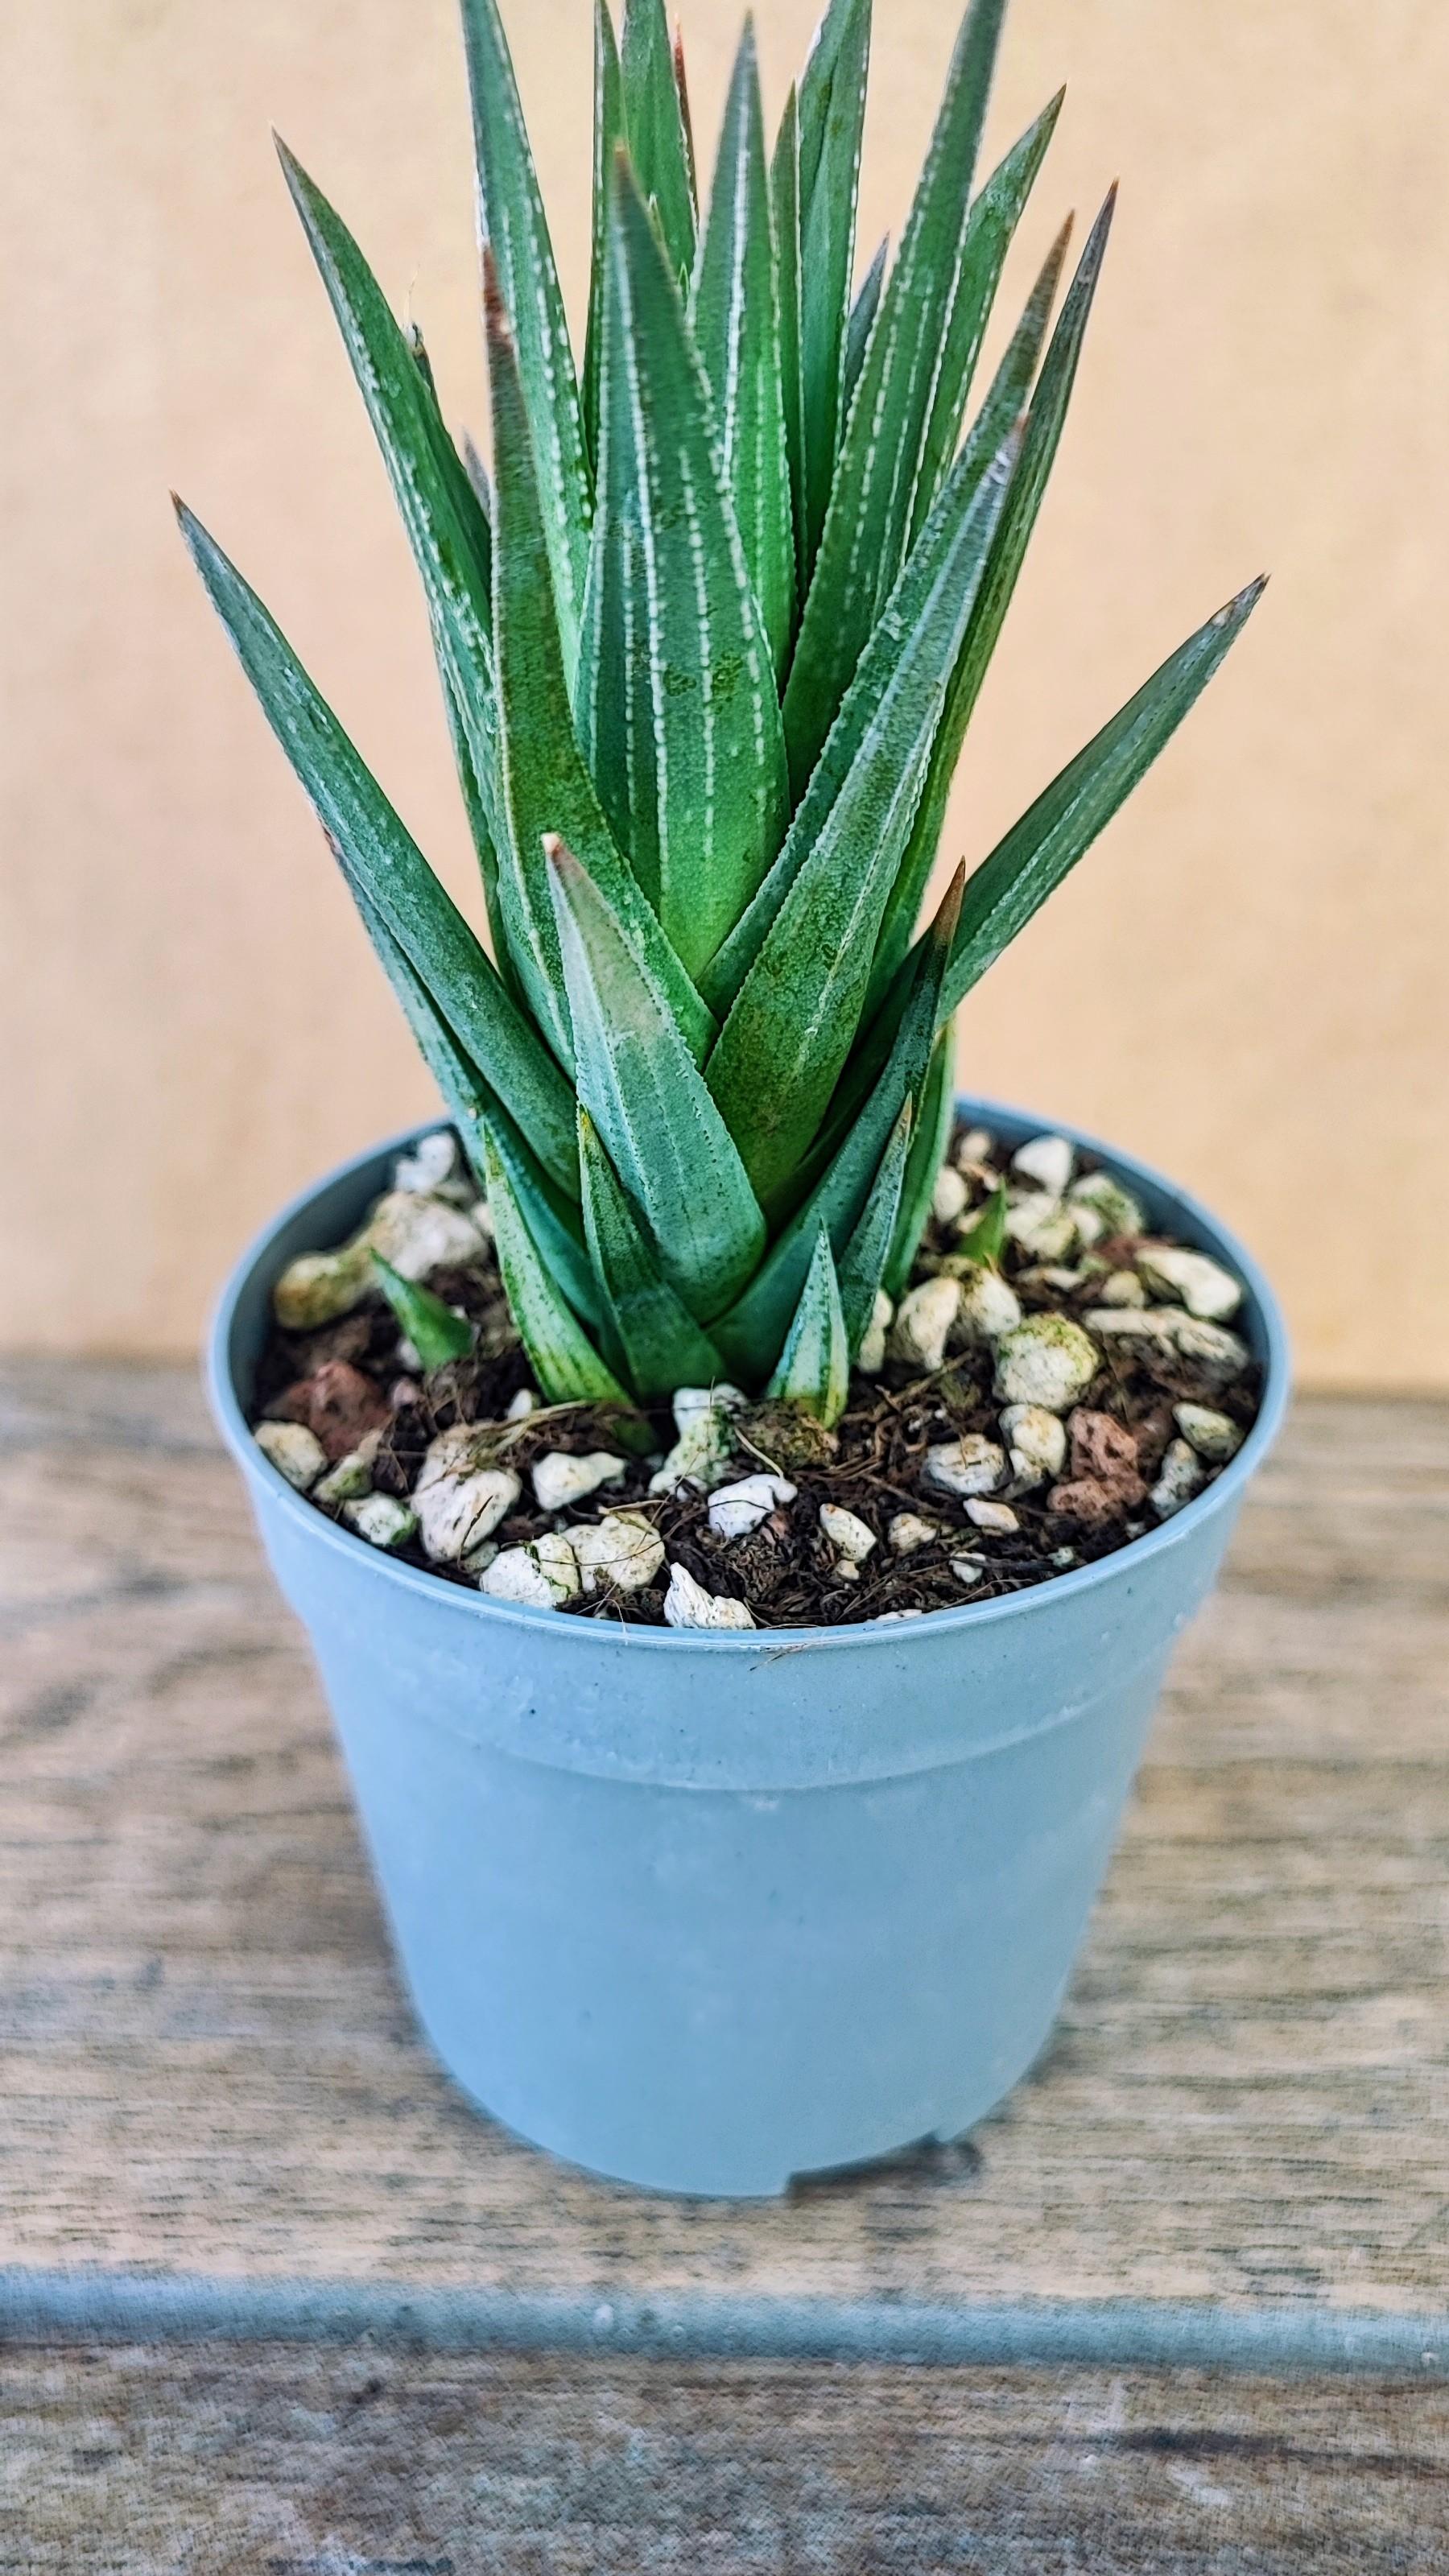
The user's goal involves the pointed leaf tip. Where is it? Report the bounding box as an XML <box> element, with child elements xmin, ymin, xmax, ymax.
<box><xmin>1221</xmin><ymin>573</ymin><xmax>1269</xmax><ymax>621</ymax></box>
<box><xmin>369</xmin><ymin>1252</ymin><xmax>475</xmax><ymax>1370</ymax></box>
<box><xmin>933</xmin><ymin>859</ymin><xmax>968</xmax><ymax>948</ymax></box>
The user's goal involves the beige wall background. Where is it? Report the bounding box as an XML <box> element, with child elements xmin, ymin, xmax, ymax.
<box><xmin>2</xmin><ymin>0</ymin><xmax>1445</xmax><ymax>1381</ymax></box>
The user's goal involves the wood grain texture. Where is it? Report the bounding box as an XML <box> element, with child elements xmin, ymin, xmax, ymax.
<box><xmin>3</xmin><ymin>2348</ymin><xmax>1447</xmax><ymax>2573</ymax></box>
<box><xmin>2</xmin><ymin>1365</ymin><xmax>1446</xmax><ymax>2309</ymax></box>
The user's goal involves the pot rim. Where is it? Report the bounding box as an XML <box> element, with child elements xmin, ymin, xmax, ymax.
<box><xmin>208</xmin><ymin>1096</ymin><xmax>1292</xmax><ymax>1654</ymax></box>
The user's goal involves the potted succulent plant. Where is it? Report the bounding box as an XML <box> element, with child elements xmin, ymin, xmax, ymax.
<box><xmin>185</xmin><ymin>0</ymin><xmax>1287</xmax><ymax>2194</ymax></box>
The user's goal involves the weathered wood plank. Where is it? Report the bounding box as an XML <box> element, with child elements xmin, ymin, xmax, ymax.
<box><xmin>2</xmin><ymin>1365</ymin><xmax>1446</xmax><ymax>2308</ymax></box>
<box><xmin>2</xmin><ymin>2347</ymin><xmax>1446</xmax><ymax>2573</ymax></box>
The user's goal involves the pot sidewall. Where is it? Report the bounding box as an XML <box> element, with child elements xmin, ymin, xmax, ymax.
<box><xmin>209</xmin><ymin>1100</ymin><xmax>1290</xmax><ymax>2194</ymax></box>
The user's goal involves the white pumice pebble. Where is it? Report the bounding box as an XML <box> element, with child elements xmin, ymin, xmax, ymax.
<box><xmin>395</xmin><ymin>1336</ymin><xmax>423</xmax><ymax>1374</ymax></box>
<box><xmin>462</xmin><ymin>1538</ymin><xmax>499</xmax><ymax>1579</ymax></box>
<box><xmin>393</xmin><ymin>1129</ymin><xmax>462</xmax><ymax>1196</ymax></box>
<box><xmin>877</xmin><ymin>1608</ymin><xmax>924</xmax><ymax>1621</ymax></box>
<box><xmin>649</xmin><ymin>1387</ymin><xmax>746</xmax><ymax>1496</ymax></box>
<box><xmin>569</xmin><ymin>1512</ymin><xmax>665</xmax><ymax>1595</ymax></box>
<box><xmin>417</xmin><ymin>1422</ymin><xmax>489</xmax><ymax>1483</ymax></box>
<box><xmin>530</xmin><ymin>1450</ymin><xmax>627</xmax><ymax>1513</ymax></box>
<box><xmin>481</xmin><ymin>1532</ymin><xmax>581</xmax><ymax>1607</ymax></box>
<box><xmin>1174</xmin><ymin>1402</ymin><xmax>1245</xmax><ymax>1461</ymax></box>
<box><xmin>922</xmin><ymin>1435</ymin><xmax>1006</xmax><ymax>1499</ymax></box>
<box><xmin>955</xmin><ymin>1126</ymin><xmax>996</xmax><ymax>1170</ymax></box>
<box><xmin>1150</xmin><ymin>1437</ymin><xmax>1207</xmax><ymax>1519</ymax></box>
<box><xmin>964</xmin><ymin>1497</ymin><xmax>1019</xmax><ymax>1534</ymax></box>
<box><xmin>390</xmin><ymin>1377</ymin><xmax>423</xmax><ymax>1411</ymax></box>
<box><xmin>271</xmin><ymin>1244</ymin><xmax>374</xmax><ymax>1333</ymax></box>
<box><xmin>993</xmin><ymin>1315</ymin><xmax>1100</xmax><ymax>1413</ymax></box>
<box><xmin>890</xmin><ymin>1276</ymin><xmax>960</xmax><ymax>1373</ymax></box>
<box><xmin>950</xmin><ymin>1554</ymin><xmax>987</xmax><ymax>1585</ymax></box>
<box><xmin>415</xmin><ymin>1461</ymin><xmax>521</xmax><ymax>1566</ymax></box>
<box><xmin>1018</xmin><ymin>1264</ymin><xmax>1088</xmax><ymax>1294</ymax></box>
<box><xmin>931</xmin><ymin>1165</ymin><xmax>970</xmax><ymax>1227</ymax></box>
<box><xmin>1005</xmin><ymin>1196</ymin><xmax>1079</xmax><ymax>1262</ymax></box>
<box><xmin>663</xmin><ymin>1563</ymin><xmax>755</xmax><ymax>1630</ymax></box>
<box><xmin>365</xmin><ymin>1189</ymin><xmax>489</xmax><ymax>1280</ymax></box>
<box><xmin>999</xmin><ymin>1402</ymin><xmax>1067</xmax><ymax>1488</ymax></box>
<box><xmin>272</xmin><ymin>1188</ymin><xmax>487</xmax><ymax>1331</ymax></box>
<box><xmin>1011</xmin><ymin>1133</ymin><xmax>1075</xmax><ymax>1195</ymax></box>
<box><xmin>504</xmin><ymin>1387</ymin><xmax>539</xmax><ymax>1421</ymax></box>
<box><xmin>888</xmin><ymin>1512</ymin><xmax>939</xmax><ymax>1555</ymax></box>
<box><xmin>254</xmin><ymin>1421</ymin><xmax>327</xmax><ymax>1492</ymax></box>
<box><xmin>1099</xmin><ymin>1268</ymin><xmax>1148</xmax><ymax>1308</ymax></box>
<box><xmin>708</xmin><ymin>1472</ymin><xmax>797</xmax><ymax>1540</ymax></box>
<box><xmin>1070</xmin><ymin>1203</ymin><xmax>1106</xmax><ymax>1249</ymax></box>
<box><xmin>313</xmin><ymin>1429</ymin><xmax>382</xmax><ymax>1506</ymax></box>
<box><xmin>524</xmin><ymin>1530</ymin><xmax>583</xmax><ymax>1598</ymax></box>
<box><xmin>1067</xmin><ymin>1170</ymin><xmax>1146</xmax><ymax>1239</ymax></box>
<box><xmin>1051</xmin><ymin>1546</ymin><xmax>1080</xmax><ymax>1568</ymax></box>
<box><xmin>1171</xmin><ymin>1317</ymin><xmax>1252</xmax><ymax>1385</ymax></box>
<box><xmin>672</xmin><ymin>1385</ymin><xmax>747</xmax><ymax>1432</ymax></box>
<box><xmin>819</xmin><ymin>1503</ymin><xmax>877</xmax><ymax>1567</ymax></box>
<box><xmin>1136</xmin><ymin>1244</ymin><xmax>1244</xmax><ymax>1322</ymax></box>
<box><xmin>952</xmin><ymin>1267</ymin><xmax>1022</xmax><ymax>1346</ymax></box>
<box><xmin>857</xmin><ymin>1289</ymin><xmax>894</xmax><ymax>1375</ymax></box>
<box><xmin>1081</xmin><ymin>1304</ymin><xmax>1179</xmax><ymax>1344</ymax></box>
<box><xmin>343</xmin><ymin>1492</ymin><xmax>417</xmax><ymax>1550</ymax></box>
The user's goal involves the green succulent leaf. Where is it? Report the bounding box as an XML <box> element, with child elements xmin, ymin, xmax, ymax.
<box><xmin>703</xmin><ymin>419</ymin><xmax>1017</xmax><ymax>1022</ymax></box>
<box><xmin>580</xmin><ymin>155</ymin><xmax>789</xmax><ymax>980</ymax></box>
<box><xmin>866</xmin><ymin>215</ymin><xmax>1073</xmax><ymax>1009</ymax></box>
<box><xmin>275</xmin><ymin>146</ymin><xmax>499</xmax><ymax>836</ymax></box>
<box><xmin>882</xmin><ymin>1018</ymin><xmax>955</xmax><ymax>1297</ymax></box>
<box><xmin>482</xmin><ymin>1125</ymin><xmax>646</xmax><ymax>1432</ymax></box>
<box><xmin>487</xmin><ymin>264</ymin><xmax>716</xmax><ymax>1065</ymax></box>
<box><xmin>842</xmin><ymin>233</ymin><xmax>887</xmax><ymax>416</ymax></box>
<box><xmin>704</xmin><ymin>431</ymin><xmax>1018</xmax><ymax>1203</ymax></box>
<box><xmin>480</xmin><ymin>1105</ymin><xmax>602</xmax><ymax>1326</ymax></box>
<box><xmin>902</xmin><ymin>89</ymin><xmax>1063</xmax><ymax>551</ymax></box>
<box><xmin>711</xmin><ymin>865</ymin><xmax>962</xmax><ymax>1377</ymax></box>
<box><xmin>547</xmin><ymin>839</ymin><xmax>767</xmax><ymax>1323</ymax></box>
<box><xmin>690</xmin><ymin>20</ymin><xmax>795</xmax><ymax>674</ymax></box>
<box><xmin>895</xmin><ymin>189</ymin><xmax>1117</xmax><ymax>933</ymax></box>
<box><xmin>438</xmin><ymin>666</ymin><xmax>512</xmax><ymax>994</ymax></box>
<box><xmin>619</xmin><ymin>0</ymin><xmax>696</xmax><ymax>283</ymax></box>
<box><xmin>174</xmin><ymin>502</ymin><xmax>578</xmax><ymax>1197</ymax></box>
<box><xmin>836</xmin><ymin>1097</ymin><xmax>911</xmax><ymax>1357</ymax></box>
<box><xmin>795</xmin><ymin>0</ymin><xmax>872</xmax><ymax>568</ymax></box>
<box><xmin>765</xmin><ymin>1225</ymin><xmax>849</xmax><ymax>1426</ymax></box>
<box><xmin>584</xmin><ymin>0</ymin><xmax>625</xmax><ymax>473</ymax></box>
<box><xmin>459</xmin><ymin>0</ymin><xmax>592</xmax><ymax>678</ymax></box>
<box><xmin>579</xmin><ymin>1112</ymin><xmax>727</xmax><ymax>1397</ymax></box>
<box><xmin>370</xmin><ymin>1253</ymin><xmax>475</xmax><ymax>1370</ymax></box>
<box><xmin>782</xmin><ymin>0</ymin><xmax>1010</xmax><ymax>794</ymax></box>
<box><xmin>939</xmin><ymin>575</ymin><xmax>1269</xmax><ymax>1021</ymax></box>
<box><xmin>954</xmin><ymin>1178</ymin><xmax>1008</xmax><ymax>1267</ymax></box>
<box><xmin>345</xmin><ymin>890</ymin><xmax>606</xmax><ymax>1342</ymax></box>
<box><xmin>671</xmin><ymin>19</ymin><xmax>699</xmax><ymax>202</ymax></box>
<box><xmin>769</xmin><ymin>83</ymin><xmax>807</xmax><ymax>583</ymax></box>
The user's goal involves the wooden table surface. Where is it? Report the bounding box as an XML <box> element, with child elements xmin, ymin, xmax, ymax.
<box><xmin>2</xmin><ymin>1362</ymin><xmax>1447</xmax><ymax>2569</ymax></box>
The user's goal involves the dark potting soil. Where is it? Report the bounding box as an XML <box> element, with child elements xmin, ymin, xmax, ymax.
<box><xmin>250</xmin><ymin>1120</ymin><xmax>1263</xmax><ymax>1631</ymax></box>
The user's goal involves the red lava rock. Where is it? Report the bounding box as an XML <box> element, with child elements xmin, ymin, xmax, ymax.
<box><xmin>1058</xmin><ymin>1409</ymin><xmax>1151</xmax><ymax>1518</ymax></box>
<box><xmin>289</xmin><ymin>1312</ymin><xmax>374</xmax><ymax>1373</ymax></box>
<box><xmin>266</xmin><ymin>1360</ymin><xmax>393</xmax><ymax>1461</ymax></box>
<box><xmin>1047</xmin><ymin>1477</ymin><xmax>1129</xmax><ymax>1532</ymax></box>
<box><xmin>1068</xmin><ymin>1408</ymin><xmax>1141</xmax><ymax>1482</ymax></box>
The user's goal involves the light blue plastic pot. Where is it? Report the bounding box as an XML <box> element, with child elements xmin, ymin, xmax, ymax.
<box><xmin>210</xmin><ymin>1100</ymin><xmax>1289</xmax><ymax>2198</ymax></box>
